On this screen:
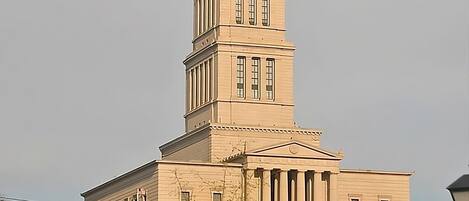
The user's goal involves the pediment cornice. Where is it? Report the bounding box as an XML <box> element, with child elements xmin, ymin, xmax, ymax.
<box><xmin>222</xmin><ymin>140</ymin><xmax>343</xmax><ymax>162</ymax></box>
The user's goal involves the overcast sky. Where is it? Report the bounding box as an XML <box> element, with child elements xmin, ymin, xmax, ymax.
<box><xmin>0</xmin><ymin>0</ymin><xmax>468</xmax><ymax>201</ymax></box>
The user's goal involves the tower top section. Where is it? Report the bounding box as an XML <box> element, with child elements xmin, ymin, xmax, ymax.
<box><xmin>193</xmin><ymin>0</ymin><xmax>287</xmax><ymax>38</ymax></box>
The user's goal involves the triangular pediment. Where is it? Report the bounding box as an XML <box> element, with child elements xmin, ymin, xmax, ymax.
<box><xmin>247</xmin><ymin>141</ymin><xmax>342</xmax><ymax>160</ymax></box>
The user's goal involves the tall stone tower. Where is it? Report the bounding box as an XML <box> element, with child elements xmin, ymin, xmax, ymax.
<box><xmin>161</xmin><ymin>0</ymin><xmax>322</xmax><ymax>163</ymax></box>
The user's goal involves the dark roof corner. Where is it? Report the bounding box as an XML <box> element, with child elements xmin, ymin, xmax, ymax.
<box><xmin>447</xmin><ymin>174</ymin><xmax>469</xmax><ymax>191</ymax></box>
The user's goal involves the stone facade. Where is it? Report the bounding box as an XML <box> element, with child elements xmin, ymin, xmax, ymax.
<box><xmin>81</xmin><ymin>1</ymin><xmax>412</xmax><ymax>201</ymax></box>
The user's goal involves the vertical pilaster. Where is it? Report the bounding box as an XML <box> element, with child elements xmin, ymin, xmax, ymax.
<box><xmin>245</xmin><ymin>169</ymin><xmax>259</xmax><ymax>201</ymax></box>
<box><xmin>262</xmin><ymin>169</ymin><xmax>272</xmax><ymax>201</ymax></box>
<box><xmin>329</xmin><ymin>173</ymin><xmax>338</xmax><ymax>201</ymax></box>
<box><xmin>290</xmin><ymin>172</ymin><xmax>296</xmax><ymax>201</ymax></box>
<box><xmin>274</xmin><ymin>171</ymin><xmax>279</xmax><ymax>201</ymax></box>
<box><xmin>297</xmin><ymin>170</ymin><xmax>306</xmax><ymax>201</ymax></box>
<box><xmin>280</xmin><ymin>170</ymin><xmax>288</xmax><ymax>201</ymax></box>
<box><xmin>306</xmin><ymin>172</ymin><xmax>313</xmax><ymax>201</ymax></box>
<box><xmin>313</xmin><ymin>171</ymin><xmax>323</xmax><ymax>201</ymax></box>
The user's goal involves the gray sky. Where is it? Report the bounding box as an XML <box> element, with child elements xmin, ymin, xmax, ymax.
<box><xmin>0</xmin><ymin>0</ymin><xmax>468</xmax><ymax>201</ymax></box>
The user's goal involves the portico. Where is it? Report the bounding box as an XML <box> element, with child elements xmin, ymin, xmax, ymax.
<box><xmin>225</xmin><ymin>141</ymin><xmax>342</xmax><ymax>201</ymax></box>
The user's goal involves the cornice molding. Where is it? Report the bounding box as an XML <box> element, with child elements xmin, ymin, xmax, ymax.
<box><xmin>210</xmin><ymin>124</ymin><xmax>322</xmax><ymax>136</ymax></box>
<box><xmin>183</xmin><ymin>99</ymin><xmax>294</xmax><ymax>118</ymax></box>
<box><xmin>340</xmin><ymin>169</ymin><xmax>414</xmax><ymax>176</ymax></box>
<box><xmin>184</xmin><ymin>41</ymin><xmax>295</xmax><ymax>64</ymax></box>
<box><xmin>159</xmin><ymin>124</ymin><xmax>323</xmax><ymax>155</ymax></box>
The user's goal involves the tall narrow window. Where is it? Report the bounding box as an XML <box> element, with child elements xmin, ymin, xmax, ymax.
<box><xmin>262</xmin><ymin>0</ymin><xmax>270</xmax><ymax>26</ymax></box>
<box><xmin>191</xmin><ymin>69</ymin><xmax>196</xmax><ymax>109</ymax></box>
<box><xmin>204</xmin><ymin>61</ymin><xmax>209</xmax><ymax>103</ymax></box>
<box><xmin>187</xmin><ymin>71</ymin><xmax>191</xmax><ymax>111</ymax></box>
<box><xmin>209</xmin><ymin>58</ymin><xmax>213</xmax><ymax>100</ymax></box>
<box><xmin>212</xmin><ymin>0</ymin><xmax>216</xmax><ymax>26</ymax></box>
<box><xmin>237</xmin><ymin>57</ymin><xmax>246</xmax><ymax>98</ymax></box>
<box><xmin>249</xmin><ymin>0</ymin><xmax>256</xmax><ymax>25</ymax></box>
<box><xmin>252</xmin><ymin>58</ymin><xmax>260</xmax><ymax>99</ymax></box>
<box><xmin>212</xmin><ymin>193</ymin><xmax>222</xmax><ymax>201</ymax></box>
<box><xmin>266</xmin><ymin>58</ymin><xmax>275</xmax><ymax>100</ymax></box>
<box><xmin>199</xmin><ymin>0</ymin><xmax>203</xmax><ymax>33</ymax></box>
<box><xmin>181</xmin><ymin>192</ymin><xmax>190</xmax><ymax>201</ymax></box>
<box><xmin>196</xmin><ymin>67</ymin><xmax>200</xmax><ymax>106</ymax></box>
<box><xmin>235</xmin><ymin>0</ymin><xmax>243</xmax><ymax>24</ymax></box>
<box><xmin>199</xmin><ymin>64</ymin><xmax>203</xmax><ymax>105</ymax></box>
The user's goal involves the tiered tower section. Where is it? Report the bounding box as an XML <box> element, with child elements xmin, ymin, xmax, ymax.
<box><xmin>184</xmin><ymin>0</ymin><xmax>295</xmax><ymax>132</ymax></box>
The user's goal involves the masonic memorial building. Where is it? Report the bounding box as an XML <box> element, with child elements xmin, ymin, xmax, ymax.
<box><xmin>81</xmin><ymin>0</ymin><xmax>412</xmax><ymax>201</ymax></box>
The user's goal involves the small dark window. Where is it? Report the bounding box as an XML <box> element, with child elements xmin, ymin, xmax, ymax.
<box><xmin>181</xmin><ymin>192</ymin><xmax>190</xmax><ymax>201</ymax></box>
<box><xmin>213</xmin><ymin>192</ymin><xmax>222</xmax><ymax>201</ymax></box>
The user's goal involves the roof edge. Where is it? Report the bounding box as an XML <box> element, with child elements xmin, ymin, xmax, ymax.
<box><xmin>447</xmin><ymin>174</ymin><xmax>469</xmax><ymax>190</ymax></box>
<box><xmin>81</xmin><ymin>160</ymin><xmax>157</xmax><ymax>197</ymax></box>
<box><xmin>81</xmin><ymin>160</ymin><xmax>243</xmax><ymax>198</ymax></box>
<box><xmin>341</xmin><ymin>169</ymin><xmax>414</xmax><ymax>176</ymax></box>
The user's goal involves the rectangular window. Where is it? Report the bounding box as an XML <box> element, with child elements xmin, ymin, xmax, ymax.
<box><xmin>251</xmin><ymin>58</ymin><xmax>260</xmax><ymax>99</ymax></box>
<box><xmin>266</xmin><ymin>58</ymin><xmax>274</xmax><ymax>100</ymax></box>
<box><xmin>198</xmin><ymin>0</ymin><xmax>202</xmax><ymax>34</ymax></box>
<box><xmin>235</xmin><ymin>0</ymin><xmax>243</xmax><ymax>24</ymax></box>
<box><xmin>204</xmin><ymin>61</ymin><xmax>208</xmax><ymax>103</ymax></box>
<box><xmin>191</xmin><ymin>69</ymin><xmax>196</xmax><ymax>109</ymax></box>
<box><xmin>237</xmin><ymin>57</ymin><xmax>246</xmax><ymax>98</ymax></box>
<box><xmin>196</xmin><ymin>66</ymin><xmax>200</xmax><ymax>106</ymax></box>
<box><xmin>262</xmin><ymin>0</ymin><xmax>270</xmax><ymax>26</ymax></box>
<box><xmin>181</xmin><ymin>192</ymin><xmax>190</xmax><ymax>201</ymax></box>
<box><xmin>209</xmin><ymin>58</ymin><xmax>213</xmax><ymax>100</ymax></box>
<box><xmin>212</xmin><ymin>193</ymin><xmax>222</xmax><ymax>201</ymax></box>
<box><xmin>199</xmin><ymin>64</ymin><xmax>203</xmax><ymax>105</ymax></box>
<box><xmin>249</xmin><ymin>0</ymin><xmax>256</xmax><ymax>25</ymax></box>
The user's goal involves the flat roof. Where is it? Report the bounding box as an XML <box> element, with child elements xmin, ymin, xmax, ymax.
<box><xmin>341</xmin><ymin>169</ymin><xmax>414</xmax><ymax>176</ymax></box>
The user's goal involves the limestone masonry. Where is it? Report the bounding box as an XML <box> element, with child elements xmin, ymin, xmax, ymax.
<box><xmin>81</xmin><ymin>1</ymin><xmax>412</xmax><ymax>201</ymax></box>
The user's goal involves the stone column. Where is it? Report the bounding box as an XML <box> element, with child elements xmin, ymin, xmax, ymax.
<box><xmin>290</xmin><ymin>172</ymin><xmax>296</xmax><ymax>201</ymax></box>
<box><xmin>280</xmin><ymin>170</ymin><xmax>289</xmax><ymax>201</ymax></box>
<box><xmin>313</xmin><ymin>171</ymin><xmax>323</xmax><ymax>201</ymax></box>
<box><xmin>274</xmin><ymin>171</ymin><xmax>279</xmax><ymax>201</ymax></box>
<box><xmin>262</xmin><ymin>169</ymin><xmax>272</xmax><ymax>201</ymax></box>
<box><xmin>306</xmin><ymin>172</ymin><xmax>313</xmax><ymax>201</ymax></box>
<box><xmin>297</xmin><ymin>170</ymin><xmax>306</xmax><ymax>201</ymax></box>
<box><xmin>329</xmin><ymin>173</ymin><xmax>338</xmax><ymax>201</ymax></box>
